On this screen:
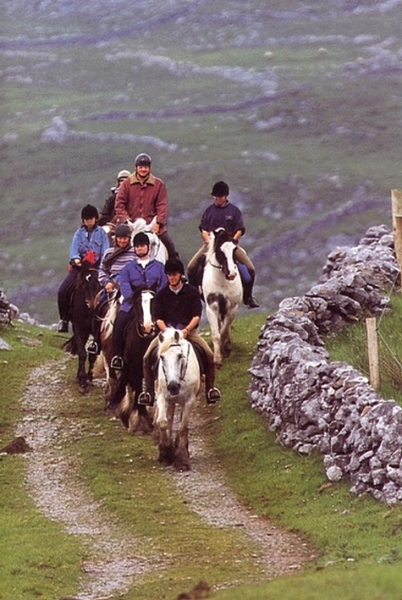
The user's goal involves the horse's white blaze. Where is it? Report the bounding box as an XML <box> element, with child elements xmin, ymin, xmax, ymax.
<box><xmin>141</xmin><ymin>290</ymin><xmax>154</xmax><ymax>334</ymax></box>
<box><xmin>220</xmin><ymin>240</ymin><xmax>238</xmax><ymax>279</ymax></box>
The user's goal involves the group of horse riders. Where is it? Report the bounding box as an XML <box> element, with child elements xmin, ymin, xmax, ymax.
<box><xmin>57</xmin><ymin>152</ymin><xmax>259</xmax><ymax>404</ymax></box>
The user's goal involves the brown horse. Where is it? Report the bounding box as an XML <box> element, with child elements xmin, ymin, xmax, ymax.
<box><xmin>105</xmin><ymin>287</ymin><xmax>156</xmax><ymax>435</ymax></box>
<box><xmin>62</xmin><ymin>263</ymin><xmax>101</xmax><ymax>394</ymax></box>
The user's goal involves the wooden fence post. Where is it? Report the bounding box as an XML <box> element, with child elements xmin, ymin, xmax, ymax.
<box><xmin>391</xmin><ymin>189</ymin><xmax>402</xmax><ymax>271</ymax></box>
<box><xmin>366</xmin><ymin>317</ymin><xmax>380</xmax><ymax>391</ymax></box>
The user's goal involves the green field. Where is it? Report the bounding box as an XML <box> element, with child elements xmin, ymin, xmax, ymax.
<box><xmin>1</xmin><ymin>1</ymin><xmax>400</xmax><ymax>323</ymax></box>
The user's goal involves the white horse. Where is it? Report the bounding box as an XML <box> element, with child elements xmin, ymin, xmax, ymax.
<box><xmin>128</xmin><ymin>217</ymin><xmax>167</xmax><ymax>263</ymax></box>
<box><xmin>153</xmin><ymin>328</ymin><xmax>202</xmax><ymax>471</ymax></box>
<box><xmin>102</xmin><ymin>216</ymin><xmax>167</xmax><ymax>263</ymax></box>
<box><xmin>202</xmin><ymin>228</ymin><xmax>242</xmax><ymax>367</ymax></box>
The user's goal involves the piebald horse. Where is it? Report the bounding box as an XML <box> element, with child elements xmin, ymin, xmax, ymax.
<box><xmin>202</xmin><ymin>228</ymin><xmax>242</xmax><ymax>367</ymax></box>
<box><xmin>154</xmin><ymin>328</ymin><xmax>202</xmax><ymax>471</ymax></box>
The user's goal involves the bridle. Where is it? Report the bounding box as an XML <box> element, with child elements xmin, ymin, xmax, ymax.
<box><xmin>161</xmin><ymin>340</ymin><xmax>191</xmax><ymax>383</ymax></box>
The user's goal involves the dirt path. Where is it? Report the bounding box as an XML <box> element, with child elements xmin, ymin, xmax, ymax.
<box><xmin>16</xmin><ymin>359</ymin><xmax>313</xmax><ymax>599</ymax></box>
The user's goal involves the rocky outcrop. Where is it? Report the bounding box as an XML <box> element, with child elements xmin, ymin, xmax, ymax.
<box><xmin>0</xmin><ymin>289</ymin><xmax>19</xmax><ymax>325</ymax></box>
<box><xmin>248</xmin><ymin>224</ymin><xmax>402</xmax><ymax>504</ymax></box>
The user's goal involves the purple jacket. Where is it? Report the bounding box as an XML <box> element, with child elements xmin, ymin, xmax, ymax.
<box><xmin>119</xmin><ymin>258</ymin><xmax>167</xmax><ymax>312</ymax></box>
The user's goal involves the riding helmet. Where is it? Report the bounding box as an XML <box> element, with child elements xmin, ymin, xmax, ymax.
<box><xmin>81</xmin><ymin>204</ymin><xmax>99</xmax><ymax>220</ymax></box>
<box><xmin>117</xmin><ymin>169</ymin><xmax>131</xmax><ymax>181</ymax></box>
<box><xmin>115</xmin><ymin>224</ymin><xmax>132</xmax><ymax>238</ymax></box>
<box><xmin>135</xmin><ymin>153</ymin><xmax>152</xmax><ymax>167</ymax></box>
<box><xmin>165</xmin><ymin>258</ymin><xmax>185</xmax><ymax>275</ymax></box>
<box><xmin>133</xmin><ymin>232</ymin><xmax>150</xmax><ymax>247</ymax></box>
<box><xmin>211</xmin><ymin>181</ymin><xmax>229</xmax><ymax>197</ymax></box>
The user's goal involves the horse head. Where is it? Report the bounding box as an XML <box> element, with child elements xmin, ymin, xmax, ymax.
<box><xmin>131</xmin><ymin>286</ymin><xmax>156</xmax><ymax>337</ymax></box>
<box><xmin>211</xmin><ymin>228</ymin><xmax>238</xmax><ymax>281</ymax></box>
<box><xmin>158</xmin><ymin>329</ymin><xmax>187</xmax><ymax>397</ymax></box>
<box><xmin>76</xmin><ymin>262</ymin><xmax>101</xmax><ymax>310</ymax></box>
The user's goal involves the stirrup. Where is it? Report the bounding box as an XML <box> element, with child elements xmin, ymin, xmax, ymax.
<box><xmin>138</xmin><ymin>391</ymin><xmax>153</xmax><ymax>406</ymax></box>
<box><xmin>87</xmin><ymin>340</ymin><xmax>99</xmax><ymax>355</ymax></box>
<box><xmin>111</xmin><ymin>356</ymin><xmax>124</xmax><ymax>371</ymax></box>
<box><xmin>207</xmin><ymin>387</ymin><xmax>221</xmax><ymax>404</ymax></box>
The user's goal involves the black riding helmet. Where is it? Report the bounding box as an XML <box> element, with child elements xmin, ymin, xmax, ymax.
<box><xmin>135</xmin><ymin>153</ymin><xmax>152</xmax><ymax>167</ymax></box>
<box><xmin>81</xmin><ymin>204</ymin><xmax>99</xmax><ymax>220</ymax></box>
<box><xmin>133</xmin><ymin>232</ymin><xmax>150</xmax><ymax>247</ymax></box>
<box><xmin>165</xmin><ymin>258</ymin><xmax>185</xmax><ymax>275</ymax></box>
<box><xmin>211</xmin><ymin>181</ymin><xmax>229</xmax><ymax>197</ymax></box>
<box><xmin>115</xmin><ymin>224</ymin><xmax>132</xmax><ymax>238</ymax></box>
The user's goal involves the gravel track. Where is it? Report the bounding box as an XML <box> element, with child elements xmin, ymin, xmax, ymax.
<box><xmin>15</xmin><ymin>359</ymin><xmax>313</xmax><ymax>599</ymax></box>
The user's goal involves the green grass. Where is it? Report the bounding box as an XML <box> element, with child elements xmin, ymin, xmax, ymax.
<box><xmin>4</xmin><ymin>305</ymin><xmax>402</xmax><ymax>598</ymax></box>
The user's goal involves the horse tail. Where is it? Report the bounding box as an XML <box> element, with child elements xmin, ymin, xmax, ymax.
<box><xmin>62</xmin><ymin>335</ymin><xmax>78</xmax><ymax>355</ymax></box>
<box><xmin>92</xmin><ymin>354</ymin><xmax>105</xmax><ymax>378</ymax></box>
<box><xmin>108</xmin><ymin>371</ymin><xmax>128</xmax><ymax>412</ymax></box>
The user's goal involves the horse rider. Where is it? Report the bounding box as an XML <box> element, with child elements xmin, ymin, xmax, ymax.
<box><xmin>187</xmin><ymin>181</ymin><xmax>259</xmax><ymax>309</ymax></box>
<box><xmin>110</xmin><ymin>231</ymin><xmax>167</xmax><ymax>371</ymax></box>
<box><xmin>98</xmin><ymin>169</ymin><xmax>131</xmax><ymax>226</ymax></box>
<box><xmin>138</xmin><ymin>258</ymin><xmax>221</xmax><ymax>406</ymax></box>
<box><xmin>114</xmin><ymin>152</ymin><xmax>179</xmax><ymax>260</ymax></box>
<box><xmin>87</xmin><ymin>222</ymin><xmax>136</xmax><ymax>355</ymax></box>
<box><xmin>57</xmin><ymin>204</ymin><xmax>109</xmax><ymax>333</ymax></box>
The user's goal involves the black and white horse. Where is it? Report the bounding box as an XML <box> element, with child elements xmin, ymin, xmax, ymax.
<box><xmin>202</xmin><ymin>228</ymin><xmax>242</xmax><ymax>367</ymax></box>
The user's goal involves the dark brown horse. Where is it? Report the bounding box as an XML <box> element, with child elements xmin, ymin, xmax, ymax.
<box><xmin>106</xmin><ymin>287</ymin><xmax>156</xmax><ymax>435</ymax></box>
<box><xmin>62</xmin><ymin>263</ymin><xmax>101</xmax><ymax>394</ymax></box>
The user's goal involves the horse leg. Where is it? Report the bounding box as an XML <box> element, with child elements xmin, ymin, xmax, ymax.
<box><xmin>77</xmin><ymin>351</ymin><xmax>90</xmax><ymax>394</ymax></box>
<box><xmin>206</xmin><ymin>306</ymin><xmax>223</xmax><ymax>367</ymax></box>
<box><xmin>173</xmin><ymin>400</ymin><xmax>194</xmax><ymax>472</ymax></box>
<box><xmin>156</xmin><ymin>397</ymin><xmax>175</xmax><ymax>466</ymax></box>
<box><xmin>220</xmin><ymin>315</ymin><xmax>234</xmax><ymax>359</ymax></box>
<box><xmin>87</xmin><ymin>352</ymin><xmax>97</xmax><ymax>383</ymax></box>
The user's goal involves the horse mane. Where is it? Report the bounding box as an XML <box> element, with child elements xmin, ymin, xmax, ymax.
<box><xmin>207</xmin><ymin>228</ymin><xmax>231</xmax><ymax>257</ymax></box>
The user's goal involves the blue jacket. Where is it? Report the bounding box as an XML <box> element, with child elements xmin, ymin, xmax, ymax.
<box><xmin>69</xmin><ymin>225</ymin><xmax>110</xmax><ymax>266</ymax></box>
<box><xmin>119</xmin><ymin>259</ymin><xmax>167</xmax><ymax>312</ymax></box>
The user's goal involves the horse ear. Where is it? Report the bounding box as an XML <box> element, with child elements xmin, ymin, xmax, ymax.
<box><xmin>174</xmin><ymin>330</ymin><xmax>181</xmax><ymax>343</ymax></box>
<box><xmin>158</xmin><ymin>331</ymin><xmax>164</xmax><ymax>343</ymax></box>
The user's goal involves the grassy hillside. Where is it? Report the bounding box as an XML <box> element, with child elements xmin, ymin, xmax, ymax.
<box><xmin>1</xmin><ymin>0</ymin><xmax>401</xmax><ymax>323</ymax></box>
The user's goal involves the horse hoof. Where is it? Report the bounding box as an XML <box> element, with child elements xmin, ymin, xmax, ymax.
<box><xmin>174</xmin><ymin>462</ymin><xmax>191</xmax><ymax>472</ymax></box>
<box><xmin>105</xmin><ymin>405</ymin><xmax>118</xmax><ymax>417</ymax></box>
<box><xmin>78</xmin><ymin>385</ymin><xmax>90</xmax><ymax>395</ymax></box>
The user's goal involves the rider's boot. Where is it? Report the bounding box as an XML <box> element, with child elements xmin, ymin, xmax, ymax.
<box><xmin>87</xmin><ymin>317</ymin><xmax>101</xmax><ymax>354</ymax></box>
<box><xmin>138</xmin><ymin>365</ymin><xmax>155</xmax><ymax>406</ymax></box>
<box><xmin>243</xmin><ymin>273</ymin><xmax>259</xmax><ymax>309</ymax></box>
<box><xmin>58</xmin><ymin>319</ymin><xmax>69</xmax><ymax>333</ymax></box>
<box><xmin>205</xmin><ymin>363</ymin><xmax>221</xmax><ymax>404</ymax></box>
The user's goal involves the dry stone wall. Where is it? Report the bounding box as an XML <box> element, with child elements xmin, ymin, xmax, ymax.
<box><xmin>248</xmin><ymin>224</ymin><xmax>402</xmax><ymax>504</ymax></box>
